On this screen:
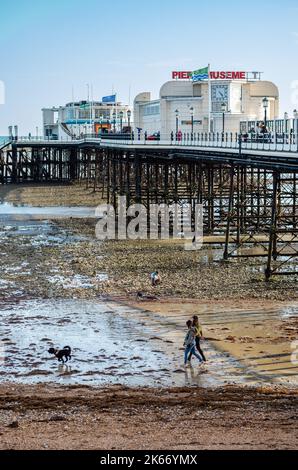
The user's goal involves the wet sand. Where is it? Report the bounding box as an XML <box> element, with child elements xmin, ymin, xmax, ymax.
<box><xmin>3</xmin><ymin>297</ymin><xmax>297</xmax><ymax>389</ymax></box>
<box><xmin>0</xmin><ymin>298</ymin><xmax>200</xmax><ymax>388</ymax></box>
<box><xmin>0</xmin><ymin>184</ymin><xmax>297</xmax><ymax>388</ymax></box>
<box><xmin>0</xmin><ymin>184</ymin><xmax>297</xmax><ymax>449</ymax></box>
<box><xmin>0</xmin><ymin>183</ymin><xmax>103</xmax><ymax>207</ymax></box>
<box><xmin>0</xmin><ymin>383</ymin><xmax>297</xmax><ymax>450</ymax></box>
<box><xmin>129</xmin><ymin>299</ymin><xmax>298</xmax><ymax>387</ymax></box>
<box><xmin>1</xmin><ymin>184</ymin><xmax>298</xmax><ymax>302</ymax></box>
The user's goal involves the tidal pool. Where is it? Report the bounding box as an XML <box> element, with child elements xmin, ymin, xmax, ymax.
<box><xmin>1</xmin><ymin>297</ymin><xmax>282</xmax><ymax>388</ymax></box>
<box><xmin>0</xmin><ymin>202</ymin><xmax>97</xmax><ymax>218</ymax></box>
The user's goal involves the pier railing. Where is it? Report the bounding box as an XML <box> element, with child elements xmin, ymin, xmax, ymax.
<box><xmin>0</xmin><ymin>138</ymin><xmax>12</xmax><ymax>149</ymax></box>
<box><xmin>13</xmin><ymin>132</ymin><xmax>298</xmax><ymax>153</ymax></box>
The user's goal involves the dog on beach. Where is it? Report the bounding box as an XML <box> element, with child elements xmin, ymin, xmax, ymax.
<box><xmin>48</xmin><ymin>346</ymin><xmax>72</xmax><ymax>363</ymax></box>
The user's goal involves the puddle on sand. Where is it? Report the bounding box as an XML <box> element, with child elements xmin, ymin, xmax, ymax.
<box><xmin>0</xmin><ymin>202</ymin><xmax>97</xmax><ymax>218</ymax></box>
<box><xmin>0</xmin><ymin>202</ymin><xmax>95</xmax><ymax>250</ymax></box>
<box><xmin>0</xmin><ymin>299</ymin><xmax>171</xmax><ymax>387</ymax></box>
<box><xmin>0</xmin><ymin>220</ymin><xmax>84</xmax><ymax>247</ymax></box>
<box><xmin>0</xmin><ymin>200</ymin><xmax>102</xmax><ymax>245</ymax></box>
<box><xmin>0</xmin><ymin>298</ymin><xmax>259</xmax><ymax>388</ymax></box>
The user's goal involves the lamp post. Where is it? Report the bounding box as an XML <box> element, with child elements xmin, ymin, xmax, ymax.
<box><xmin>119</xmin><ymin>111</ymin><xmax>124</xmax><ymax>133</ymax></box>
<box><xmin>127</xmin><ymin>109</ymin><xmax>132</xmax><ymax>130</ymax></box>
<box><xmin>175</xmin><ymin>109</ymin><xmax>179</xmax><ymax>137</ymax></box>
<box><xmin>190</xmin><ymin>107</ymin><xmax>194</xmax><ymax>139</ymax></box>
<box><xmin>112</xmin><ymin>111</ymin><xmax>116</xmax><ymax>133</ymax></box>
<box><xmin>294</xmin><ymin>109</ymin><xmax>298</xmax><ymax>135</ymax></box>
<box><xmin>221</xmin><ymin>102</ymin><xmax>227</xmax><ymax>140</ymax></box>
<box><xmin>99</xmin><ymin>115</ymin><xmax>103</xmax><ymax>135</ymax></box>
<box><xmin>284</xmin><ymin>112</ymin><xmax>289</xmax><ymax>134</ymax></box>
<box><xmin>262</xmin><ymin>97</ymin><xmax>269</xmax><ymax>128</ymax></box>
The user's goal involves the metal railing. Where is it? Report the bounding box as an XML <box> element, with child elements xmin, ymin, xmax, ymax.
<box><xmin>0</xmin><ymin>137</ymin><xmax>12</xmax><ymax>149</ymax></box>
<box><xmin>11</xmin><ymin>131</ymin><xmax>298</xmax><ymax>153</ymax></box>
<box><xmin>99</xmin><ymin>131</ymin><xmax>298</xmax><ymax>153</ymax></box>
<box><xmin>172</xmin><ymin>131</ymin><xmax>298</xmax><ymax>153</ymax></box>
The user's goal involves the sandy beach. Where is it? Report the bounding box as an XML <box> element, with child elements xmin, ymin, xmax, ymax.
<box><xmin>0</xmin><ymin>183</ymin><xmax>297</xmax><ymax>449</ymax></box>
<box><xmin>0</xmin><ymin>384</ymin><xmax>297</xmax><ymax>450</ymax></box>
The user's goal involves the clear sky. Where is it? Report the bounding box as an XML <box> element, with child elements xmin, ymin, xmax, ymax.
<box><xmin>0</xmin><ymin>0</ymin><xmax>298</xmax><ymax>135</ymax></box>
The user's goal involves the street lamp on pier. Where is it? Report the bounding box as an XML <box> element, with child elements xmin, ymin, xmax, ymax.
<box><xmin>99</xmin><ymin>115</ymin><xmax>103</xmax><ymax>135</ymax></box>
<box><xmin>262</xmin><ymin>97</ymin><xmax>269</xmax><ymax>128</ymax></box>
<box><xmin>189</xmin><ymin>107</ymin><xmax>194</xmax><ymax>141</ymax></box>
<box><xmin>284</xmin><ymin>112</ymin><xmax>289</xmax><ymax>134</ymax></box>
<box><xmin>119</xmin><ymin>111</ymin><xmax>124</xmax><ymax>133</ymax></box>
<box><xmin>293</xmin><ymin>109</ymin><xmax>298</xmax><ymax>135</ymax></box>
<box><xmin>175</xmin><ymin>109</ymin><xmax>179</xmax><ymax>136</ymax></box>
<box><xmin>221</xmin><ymin>102</ymin><xmax>227</xmax><ymax>139</ymax></box>
<box><xmin>112</xmin><ymin>111</ymin><xmax>116</xmax><ymax>133</ymax></box>
<box><xmin>127</xmin><ymin>109</ymin><xmax>132</xmax><ymax>130</ymax></box>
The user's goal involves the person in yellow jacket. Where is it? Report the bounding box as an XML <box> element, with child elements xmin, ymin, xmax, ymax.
<box><xmin>188</xmin><ymin>315</ymin><xmax>207</xmax><ymax>363</ymax></box>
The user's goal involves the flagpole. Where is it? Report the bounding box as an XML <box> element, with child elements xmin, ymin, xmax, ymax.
<box><xmin>208</xmin><ymin>63</ymin><xmax>211</xmax><ymax>133</ymax></box>
<box><xmin>115</xmin><ymin>93</ymin><xmax>118</xmax><ymax>132</ymax></box>
<box><xmin>72</xmin><ymin>86</ymin><xmax>75</xmax><ymax>138</ymax></box>
<box><xmin>111</xmin><ymin>85</ymin><xmax>115</xmax><ymax>131</ymax></box>
<box><xmin>91</xmin><ymin>84</ymin><xmax>94</xmax><ymax>135</ymax></box>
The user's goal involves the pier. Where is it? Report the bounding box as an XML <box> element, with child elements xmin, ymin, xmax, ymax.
<box><xmin>1</xmin><ymin>134</ymin><xmax>298</xmax><ymax>280</ymax></box>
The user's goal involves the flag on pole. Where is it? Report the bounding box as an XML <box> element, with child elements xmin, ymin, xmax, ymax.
<box><xmin>192</xmin><ymin>66</ymin><xmax>209</xmax><ymax>82</ymax></box>
<box><xmin>102</xmin><ymin>94</ymin><xmax>116</xmax><ymax>103</ymax></box>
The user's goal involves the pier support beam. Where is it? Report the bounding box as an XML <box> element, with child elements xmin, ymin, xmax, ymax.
<box><xmin>265</xmin><ymin>171</ymin><xmax>279</xmax><ymax>281</ymax></box>
<box><xmin>224</xmin><ymin>166</ymin><xmax>235</xmax><ymax>260</ymax></box>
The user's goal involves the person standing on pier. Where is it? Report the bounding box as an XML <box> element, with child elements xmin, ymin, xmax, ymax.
<box><xmin>188</xmin><ymin>315</ymin><xmax>207</xmax><ymax>363</ymax></box>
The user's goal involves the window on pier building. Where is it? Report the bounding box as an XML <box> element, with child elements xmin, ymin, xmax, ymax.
<box><xmin>142</xmin><ymin>103</ymin><xmax>160</xmax><ymax>116</ymax></box>
<box><xmin>79</xmin><ymin>109</ymin><xmax>91</xmax><ymax>119</ymax></box>
<box><xmin>94</xmin><ymin>109</ymin><xmax>111</xmax><ymax>120</ymax></box>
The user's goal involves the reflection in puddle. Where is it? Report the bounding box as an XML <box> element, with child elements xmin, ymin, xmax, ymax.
<box><xmin>0</xmin><ymin>298</ymin><xmax>264</xmax><ymax>388</ymax></box>
<box><xmin>0</xmin><ymin>202</ymin><xmax>97</xmax><ymax>218</ymax></box>
<box><xmin>135</xmin><ymin>301</ymin><xmax>298</xmax><ymax>387</ymax></box>
<box><xmin>0</xmin><ymin>299</ymin><xmax>181</xmax><ymax>387</ymax></box>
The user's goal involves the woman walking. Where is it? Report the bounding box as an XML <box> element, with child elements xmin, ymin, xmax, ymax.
<box><xmin>183</xmin><ymin>320</ymin><xmax>202</xmax><ymax>366</ymax></box>
<box><xmin>188</xmin><ymin>315</ymin><xmax>207</xmax><ymax>363</ymax></box>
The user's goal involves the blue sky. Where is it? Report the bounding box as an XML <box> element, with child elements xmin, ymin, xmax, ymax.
<box><xmin>0</xmin><ymin>0</ymin><xmax>297</xmax><ymax>134</ymax></box>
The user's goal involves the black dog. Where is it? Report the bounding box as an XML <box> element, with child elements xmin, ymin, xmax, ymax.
<box><xmin>48</xmin><ymin>346</ymin><xmax>72</xmax><ymax>363</ymax></box>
